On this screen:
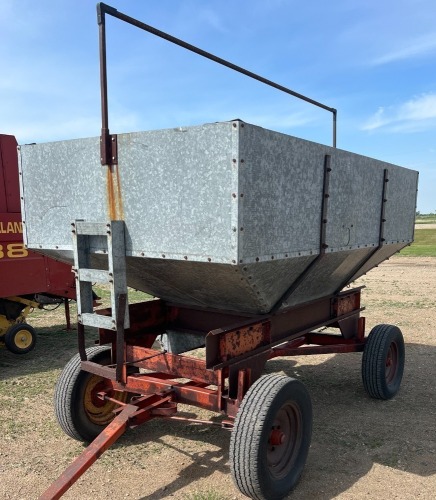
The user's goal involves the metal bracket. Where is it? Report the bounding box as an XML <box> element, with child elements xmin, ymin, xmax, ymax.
<box><xmin>100</xmin><ymin>133</ymin><xmax>118</xmax><ymax>166</ymax></box>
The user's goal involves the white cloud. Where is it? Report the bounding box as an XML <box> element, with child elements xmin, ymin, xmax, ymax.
<box><xmin>371</xmin><ymin>33</ymin><xmax>436</xmax><ymax>65</ymax></box>
<box><xmin>362</xmin><ymin>93</ymin><xmax>436</xmax><ymax>132</ymax></box>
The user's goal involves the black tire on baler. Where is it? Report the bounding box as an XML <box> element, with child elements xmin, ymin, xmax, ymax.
<box><xmin>4</xmin><ymin>323</ymin><xmax>37</xmax><ymax>354</ymax></box>
<box><xmin>362</xmin><ymin>324</ymin><xmax>405</xmax><ymax>400</ymax></box>
<box><xmin>54</xmin><ymin>346</ymin><xmax>128</xmax><ymax>443</ymax></box>
<box><xmin>229</xmin><ymin>373</ymin><xmax>312</xmax><ymax>500</ymax></box>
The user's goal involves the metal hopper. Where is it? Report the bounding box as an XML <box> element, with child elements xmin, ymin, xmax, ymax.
<box><xmin>18</xmin><ymin>121</ymin><xmax>418</xmax><ymax>314</ymax></box>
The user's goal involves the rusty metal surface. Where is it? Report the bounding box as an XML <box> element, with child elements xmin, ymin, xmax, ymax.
<box><xmin>206</xmin><ymin>288</ymin><xmax>363</xmax><ymax>369</ymax></box>
<box><xmin>218</xmin><ymin>323</ymin><xmax>268</xmax><ymax>360</ymax></box>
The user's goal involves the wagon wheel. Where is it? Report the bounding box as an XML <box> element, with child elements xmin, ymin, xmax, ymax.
<box><xmin>362</xmin><ymin>324</ymin><xmax>405</xmax><ymax>400</ymax></box>
<box><xmin>230</xmin><ymin>374</ymin><xmax>312</xmax><ymax>500</ymax></box>
<box><xmin>4</xmin><ymin>323</ymin><xmax>37</xmax><ymax>354</ymax></box>
<box><xmin>54</xmin><ymin>346</ymin><xmax>136</xmax><ymax>443</ymax></box>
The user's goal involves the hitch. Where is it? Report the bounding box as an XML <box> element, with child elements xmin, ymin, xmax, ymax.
<box><xmin>39</xmin><ymin>393</ymin><xmax>175</xmax><ymax>500</ymax></box>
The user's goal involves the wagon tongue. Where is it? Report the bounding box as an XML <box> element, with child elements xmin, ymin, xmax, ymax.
<box><xmin>39</xmin><ymin>395</ymin><xmax>173</xmax><ymax>500</ymax></box>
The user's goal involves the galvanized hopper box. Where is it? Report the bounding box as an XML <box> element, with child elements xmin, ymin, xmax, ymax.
<box><xmin>18</xmin><ymin>120</ymin><xmax>418</xmax><ymax>314</ymax></box>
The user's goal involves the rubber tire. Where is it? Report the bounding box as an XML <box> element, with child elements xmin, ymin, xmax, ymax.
<box><xmin>4</xmin><ymin>323</ymin><xmax>37</xmax><ymax>354</ymax></box>
<box><xmin>362</xmin><ymin>324</ymin><xmax>405</xmax><ymax>400</ymax></box>
<box><xmin>230</xmin><ymin>374</ymin><xmax>312</xmax><ymax>500</ymax></box>
<box><xmin>55</xmin><ymin>346</ymin><xmax>116</xmax><ymax>442</ymax></box>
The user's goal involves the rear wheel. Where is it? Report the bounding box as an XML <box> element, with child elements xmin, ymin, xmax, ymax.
<box><xmin>4</xmin><ymin>323</ymin><xmax>36</xmax><ymax>354</ymax></box>
<box><xmin>54</xmin><ymin>346</ymin><xmax>132</xmax><ymax>442</ymax></box>
<box><xmin>362</xmin><ymin>324</ymin><xmax>405</xmax><ymax>399</ymax></box>
<box><xmin>230</xmin><ymin>374</ymin><xmax>312</xmax><ymax>500</ymax></box>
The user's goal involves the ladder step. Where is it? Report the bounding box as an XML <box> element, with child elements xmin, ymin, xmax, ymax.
<box><xmin>80</xmin><ymin>313</ymin><xmax>116</xmax><ymax>331</ymax></box>
<box><xmin>78</xmin><ymin>268</ymin><xmax>112</xmax><ymax>284</ymax></box>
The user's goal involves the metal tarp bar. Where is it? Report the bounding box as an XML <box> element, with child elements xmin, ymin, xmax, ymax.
<box><xmin>96</xmin><ymin>1</ymin><xmax>337</xmax><ymax>166</ymax></box>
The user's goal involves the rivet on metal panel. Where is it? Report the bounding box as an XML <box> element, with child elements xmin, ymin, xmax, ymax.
<box><xmin>232</xmin><ymin>193</ymin><xmax>237</xmax><ymax>198</ymax></box>
<box><xmin>208</xmin><ymin>258</ymin><xmax>212</xmax><ymax>262</ymax></box>
<box><xmin>161</xmin><ymin>254</ymin><xmax>165</xmax><ymax>258</ymax></box>
<box><xmin>241</xmin><ymin>159</ymin><xmax>245</xmax><ymax>163</ymax></box>
<box><xmin>271</xmin><ymin>256</ymin><xmax>274</xmax><ymax>260</ymax></box>
<box><xmin>232</xmin><ymin>227</ymin><xmax>237</xmax><ymax>232</ymax></box>
<box><xmin>184</xmin><ymin>256</ymin><xmax>188</xmax><ymax>260</ymax></box>
<box><xmin>286</xmin><ymin>254</ymin><xmax>289</xmax><ymax>257</ymax></box>
<box><xmin>241</xmin><ymin>123</ymin><xmax>245</xmax><ymax>128</ymax></box>
<box><xmin>232</xmin><ymin>123</ymin><xmax>237</xmax><ymax>128</ymax></box>
<box><xmin>256</xmin><ymin>257</ymin><xmax>259</xmax><ymax>262</ymax></box>
<box><xmin>239</xmin><ymin>260</ymin><xmax>243</xmax><ymax>263</ymax></box>
<box><xmin>232</xmin><ymin>260</ymin><xmax>236</xmax><ymax>264</ymax></box>
<box><xmin>240</xmin><ymin>193</ymin><xmax>244</xmax><ymax>197</ymax></box>
<box><xmin>232</xmin><ymin>159</ymin><xmax>237</xmax><ymax>163</ymax></box>
<box><xmin>240</xmin><ymin>227</ymin><xmax>244</xmax><ymax>231</ymax></box>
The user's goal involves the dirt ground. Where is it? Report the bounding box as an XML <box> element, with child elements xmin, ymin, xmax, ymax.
<box><xmin>0</xmin><ymin>256</ymin><xmax>435</xmax><ymax>500</ymax></box>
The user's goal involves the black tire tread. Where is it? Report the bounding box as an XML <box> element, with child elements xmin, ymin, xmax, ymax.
<box><xmin>230</xmin><ymin>373</ymin><xmax>311</xmax><ymax>500</ymax></box>
<box><xmin>54</xmin><ymin>346</ymin><xmax>110</xmax><ymax>441</ymax></box>
<box><xmin>362</xmin><ymin>324</ymin><xmax>405</xmax><ymax>400</ymax></box>
<box><xmin>4</xmin><ymin>323</ymin><xmax>37</xmax><ymax>354</ymax></box>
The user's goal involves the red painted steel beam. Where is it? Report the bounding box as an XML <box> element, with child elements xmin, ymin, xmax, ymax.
<box><xmin>39</xmin><ymin>404</ymin><xmax>138</xmax><ymax>500</ymax></box>
<box><xmin>126</xmin><ymin>345</ymin><xmax>217</xmax><ymax>385</ymax></box>
<box><xmin>114</xmin><ymin>374</ymin><xmax>221</xmax><ymax>412</ymax></box>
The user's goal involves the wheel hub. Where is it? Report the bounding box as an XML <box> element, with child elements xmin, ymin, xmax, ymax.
<box><xmin>16</xmin><ymin>330</ymin><xmax>32</xmax><ymax>349</ymax></box>
<box><xmin>269</xmin><ymin>429</ymin><xmax>286</xmax><ymax>446</ymax></box>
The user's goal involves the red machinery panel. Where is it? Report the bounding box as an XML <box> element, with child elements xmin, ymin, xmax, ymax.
<box><xmin>0</xmin><ymin>134</ymin><xmax>75</xmax><ymax>300</ymax></box>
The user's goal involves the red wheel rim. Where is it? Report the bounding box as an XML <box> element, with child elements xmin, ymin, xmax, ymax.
<box><xmin>267</xmin><ymin>401</ymin><xmax>303</xmax><ymax>479</ymax></box>
<box><xmin>385</xmin><ymin>341</ymin><xmax>399</xmax><ymax>385</ymax></box>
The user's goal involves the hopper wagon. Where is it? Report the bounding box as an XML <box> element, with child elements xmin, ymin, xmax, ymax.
<box><xmin>0</xmin><ymin>134</ymin><xmax>76</xmax><ymax>354</ymax></box>
<box><xmin>19</xmin><ymin>4</ymin><xmax>418</xmax><ymax>499</ymax></box>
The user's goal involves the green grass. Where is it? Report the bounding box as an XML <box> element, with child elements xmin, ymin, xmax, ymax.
<box><xmin>399</xmin><ymin>228</ymin><xmax>436</xmax><ymax>257</ymax></box>
<box><xmin>415</xmin><ymin>215</ymin><xmax>436</xmax><ymax>224</ymax></box>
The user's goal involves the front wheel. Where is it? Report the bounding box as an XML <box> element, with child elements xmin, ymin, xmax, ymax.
<box><xmin>362</xmin><ymin>324</ymin><xmax>405</xmax><ymax>399</ymax></box>
<box><xmin>230</xmin><ymin>374</ymin><xmax>312</xmax><ymax>500</ymax></box>
<box><xmin>54</xmin><ymin>346</ymin><xmax>131</xmax><ymax>442</ymax></box>
<box><xmin>4</xmin><ymin>323</ymin><xmax>37</xmax><ymax>354</ymax></box>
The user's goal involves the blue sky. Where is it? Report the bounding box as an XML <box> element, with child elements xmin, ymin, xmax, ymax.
<box><xmin>1</xmin><ymin>0</ymin><xmax>435</xmax><ymax>212</ymax></box>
